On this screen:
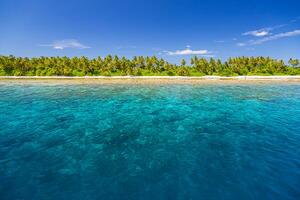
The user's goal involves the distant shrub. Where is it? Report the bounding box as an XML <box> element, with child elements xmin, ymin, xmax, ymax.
<box><xmin>167</xmin><ymin>71</ymin><xmax>175</xmax><ymax>76</ymax></box>
<box><xmin>177</xmin><ymin>68</ymin><xmax>190</xmax><ymax>76</ymax></box>
<box><xmin>0</xmin><ymin>55</ymin><xmax>298</xmax><ymax>77</ymax></box>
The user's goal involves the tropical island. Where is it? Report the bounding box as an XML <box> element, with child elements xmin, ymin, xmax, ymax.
<box><xmin>2</xmin><ymin>0</ymin><xmax>300</xmax><ymax>199</ymax></box>
<box><xmin>1</xmin><ymin>55</ymin><xmax>300</xmax><ymax>77</ymax></box>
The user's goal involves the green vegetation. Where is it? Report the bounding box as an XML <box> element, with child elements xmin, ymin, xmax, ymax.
<box><xmin>0</xmin><ymin>55</ymin><xmax>299</xmax><ymax>76</ymax></box>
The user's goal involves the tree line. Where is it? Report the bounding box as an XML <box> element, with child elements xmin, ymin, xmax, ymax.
<box><xmin>0</xmin><ymin>55</ymin><xmax>299</xmax><ymax>76</ymax></box>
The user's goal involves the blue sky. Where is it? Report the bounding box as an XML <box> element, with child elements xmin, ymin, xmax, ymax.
<box><xmin>0</xmin><ymin>0</ymin><xmax>300</xmax><ymax>63</ymax></box>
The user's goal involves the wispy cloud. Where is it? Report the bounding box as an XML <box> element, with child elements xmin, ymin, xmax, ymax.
<box><xmin>237</xmin><ymin>43</ymin><xmax>246</xmax><ymax>47</ymax></box>
<box><xmin>242</xmin><ymin>24</ymin><xmax>286</xmax><ymax>37</ymax></box>
<box><xmin>237</xmin><ymin>29</ymin><xmax>300</xmax><ymax>46</ymax></box>
<box><xmin>243</xmin><ymin>29</ymin><xmax>271</xmax><ymax>37</ymax></box>
<box><xmin>251</xmin><ymin>29</ymin><xmax>300</xmax><ymax>45</ymax></box>
<box><xmin>291</xmin><ymin>16</ymin><xmax>300</xmax><ymax>23</ymax></box>
<box><xmin>40</xmin><ymin>39</ymin><xmax>90</xmax><ymax>50</ymax></box>
<box><xmin>164</xmin><ymin>46</ymin><xmax>213</xmax><ymax>56</ymax></box>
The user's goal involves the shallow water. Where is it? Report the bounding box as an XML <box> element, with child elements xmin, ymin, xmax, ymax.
<box><xmin>0</xmin><ymin>83</ymin><xmax>300</xmax><ymax>200</ymax></box>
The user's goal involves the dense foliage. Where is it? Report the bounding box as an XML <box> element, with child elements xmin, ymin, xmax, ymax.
<box><xmin>0</xmin><ymin>55</ymin><xmax>299</xmax><ymax>76</ymax></box>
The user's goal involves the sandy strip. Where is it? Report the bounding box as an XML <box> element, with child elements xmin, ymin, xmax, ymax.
<box><xmin>1</xmin><ymin>76</ymin><xmax>300</xmax><ymax>85</ymax></box>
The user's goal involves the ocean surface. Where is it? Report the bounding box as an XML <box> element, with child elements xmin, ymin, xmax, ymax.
<box><xmin>0</xmin><ymin>83</ymin><xmax>300</xmax><ymax>200</ymax></box>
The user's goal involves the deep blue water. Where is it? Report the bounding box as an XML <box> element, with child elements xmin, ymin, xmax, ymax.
<box><xmin>0</xmin><ymin>83</ymin><xmax>300</xmax><ymax>200</ymax></box>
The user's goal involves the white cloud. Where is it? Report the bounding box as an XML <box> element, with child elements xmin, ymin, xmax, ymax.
<box><xmin>40</xmin><ymin>39</ymin><xmax>90</xmax><ymax>50</ymax></box>
<box><xmin>238</xmin><ymin>29</ymin><xmax>300</xmax><ymax>46</ymax></box>
<box><xmin>291</xmin><ymin>16</ymin><xmax>300</xmax><ymax>23</ymax></box>
<box><xmin>243</xmin><ymin>29</ymin><xmax>271</xmax><ymax>37</ymax></box>
<box><xmin>164</xmin><ymin>47</ymin><xmax>213</xmax><ymax>56</ymax></box>
<box><xmin>252</xmin><ymin>29</ymin><xmax>300</xmax><ymax>45</ymax></box>
<box><xmin>237</xmin><ymin>43</ymin><xmax>246</xmax><ymax>47</ymax></box>
<box><xmin>242</xmin><ymin>24</ymin><xmax>287</xmax><ymax>37</ymax></box>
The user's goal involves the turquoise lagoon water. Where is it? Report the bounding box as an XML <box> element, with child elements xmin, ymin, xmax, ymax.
<box><xmin>0</xmin><ymin>83</ymin><xmax>300</xmax><ymax>200</ymax></box>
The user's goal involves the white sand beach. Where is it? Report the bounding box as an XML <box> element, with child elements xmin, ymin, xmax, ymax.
<box><xmin>1</xmin><ymin>76</ymin><xmax>300</xmax><ymax>85</ymax></box>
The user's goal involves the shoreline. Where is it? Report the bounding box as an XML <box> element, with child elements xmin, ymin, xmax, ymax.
<box><xmin>1</xmin><ymin>75</ymin><xmax>300</xmax><ymax>80</ymax></box>
<box><xmin>1</xmin><ymin>76</ymin><xmax>300</xmax><ymax>85</ymax></box>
